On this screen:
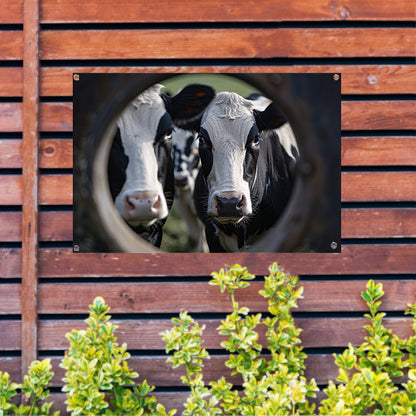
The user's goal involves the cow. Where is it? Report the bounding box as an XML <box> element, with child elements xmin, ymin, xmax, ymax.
<box><xmin>193</xmin><ymin>91</ymin><xmax>299</xmax><ymax>252</ymax></box>
<box><xmin>171</xmin><ymin>127</ymin><xmax>208</xmax><ymax>252</ymax></box>
<box><xmin>107</xmin><ymin>83</ymin><xmax>215</xmax><ymax>248</ymax></box>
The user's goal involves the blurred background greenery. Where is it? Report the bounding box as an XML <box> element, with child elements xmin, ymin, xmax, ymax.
<box><xmin>160</xmin><ymin>74</ymin><xmax>259</xmax><ymax>252</ymax></box>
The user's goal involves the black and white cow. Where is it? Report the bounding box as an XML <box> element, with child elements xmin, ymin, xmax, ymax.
<box><xmin>171</xmin><ymin>127</ymin><xmax>208</xmax><ymax>252</ymax></box>
<box><xmin>107</xmin><ymin>83</ymin><xmax>215</xmax><ymax>247</ymax></box>
<box><xmin>194</xmin><ymin>91</ymin><xmax>299</xmax><ymax>252</ymax></box>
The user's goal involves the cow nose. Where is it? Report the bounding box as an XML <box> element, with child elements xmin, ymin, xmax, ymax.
<box><xmin>174</xmin><ymin>173</ymin><xmax>189</xmax><ymax>188</ymax></box>
<box><xmin>215</xmin><ymin>195</ymin><xmax>246</xmax><ymax>218</ymax></box>
<box><xmin>124</xmin><ymin>191</ymin><xmax>164</xmax><ymax>221</ymax></box>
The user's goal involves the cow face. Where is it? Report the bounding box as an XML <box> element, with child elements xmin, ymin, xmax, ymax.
<box><xmin>198</xmin><ymin>92</ymin><xmax>287</xmax><ymax>224</ymax></box>
<box><xmin>108</xmin><ymin>83</ymin><xmax>214</xmax><ymax>228</ymax></box>
<box><xmin>172</xmin><ymin>128</ymin><xmax>199</xmax><ymax>191</ymax></box>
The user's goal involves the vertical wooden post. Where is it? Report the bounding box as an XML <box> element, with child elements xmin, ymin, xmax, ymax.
<box><xmin>21</xmin><ymin>0</ymin><xmax>40</xmax><ymax>376</ymax></box>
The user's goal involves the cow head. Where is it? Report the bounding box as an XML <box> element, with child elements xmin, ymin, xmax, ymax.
<box><xmin>108</xmin><ymin>83</ymin><xmax>215</xmax><ymax>227</ymax></box>
<box><xmin>198</xmin><ymin>91</ymin><xmax>287</xmax><ymax>224</ymax></box>
<box><xmin>172</xmin><ymin>127</ymin><xmax>199</xmax><ymax>191</ymax></box>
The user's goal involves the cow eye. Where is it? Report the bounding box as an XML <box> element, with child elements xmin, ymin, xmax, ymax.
<box><xmin>161</xmin><ymin>130</ymin><xmax>173</xmax><ymax>144</ymax></box>
<box><xmin>251</xmin><ymin>134</ymin><xmax>261</xmax><ymax>150</ymax></box>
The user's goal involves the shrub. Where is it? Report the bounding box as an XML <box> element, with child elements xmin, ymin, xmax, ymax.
<box><xmin>0</xmin><ymin>264</ymin><xmax>414</xmax><ymax>416</ymax></box>
<box><xmin>60</xmin><ymin>296</ymin><xmax>175</xmax><ymax>416</ymax></box>
<box><xmin>161</xmin><ymin>263</ymin><xmax>416</xmax><ymax>416</ymax></box>
<box><xmin>0</xmin><ymin>358</ymin><xmax>58</xmax><ymax>416</ymax></box>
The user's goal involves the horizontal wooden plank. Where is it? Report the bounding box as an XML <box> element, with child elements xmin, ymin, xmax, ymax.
<box><xmin>0</xmin><ymin>64</ymin><xmax>414</xmax><ymax>98</ymax></box>
<box><xmin>0</xmin><ymin>32</ymin><xmax>22</xmax><ymax>60</ymax></box>
<box><xmin>0</xmin><ymin>139</ymin><xmax>73</xmax><ymax>169</ymax></box>
<box><xmin>0</xmin><ymin>0</ymin><xmax>23</xmax><ymax>24</ymax></box>
<box><xmin>0</xmin><ymin>68</ymin><xmax>23</xmax><ymax>97</ymax></box>
<box><xmin>1</xmin><ymin>100</ymin><xmax>414</xmax><ymax>133</ymax></box>
<box><xmin>35</xmin><ymin>65</ymin><xmax>416</xmax><ymax>96</ymax></box>
<box><xmin>0</xmin><ymin>284</ymin><xmax>21</xmax><ymax>314</ymax></box>
<box><xmin>3</xmin><ymin>0</ymin><xmax>415</xmax><ymax>24</ymax></box>
<box><xmin>2</xmin><ymin>316</ymin><xmax>412</xmax><ymax>356</ymax></box>
<box><xmin>0</xmin><ymin>175</ymin><xmax>72</xmax><ymax>205</ymax></box>
<box><xmin>0</xmin><ymin>321</ymin><xmax>20</xmax><ymax>350</ymax></box>
<box><xmin>3</xmin><ymin>137</ymin><xmax>414</xmax><ymax>170</ymax></box>
<box><xmin>39</xmin><ymin>28</ymin><xmax>415</xmax><ymax>60</ymax></box>
<box><xmin>0</xmin><ymin>103</ymin><xmax>22</xmax><ymax>132</ymax></box>
<box><xmin>342</xmin><ymin>137</ymin><xmax>416</xmax><ymax>166</ymax></box>
<box><xmin>37</xmin><ymin>245</ymin><xmax>416</xmax><ymax>276</ymax></box>
<box><xmin>1</xmin><ymin>245</ymin><xmax>415</xmax><ymax>279</ymax></box>
<box><xmin>2</xmin><ymin>352</ymin><xmax>406</xmax><ymax>390</ymax></box>
<box><xmin>1</xmin><ymin>208</ymin><xmax>414</xmax><ymax>243</ymax></box>
<box><xmin>39</xmin><ymin>0</ymin><xmax>416</xmax><ymax>23</ymax></box>
<box><xmin>342</xmin><ymin>100</ymin><xmax>416</xmax><ymax>130</ymax></box>
<box><xmin>37</xmin><ymin>280</ymin><xmax>416</xmax><ymax>314</ymax></box>
<box><xmin>0</xmin><ymin>211</ymin><xmax>73</xmax><ymax>242</ymax></box>
<box><xmin>342</xmin><ymin>208</ymin><xmax>416</xmax><ymax>238</ymax></box>
<box><xmin>342</xmin><ymin>172</ymin><xmax>416</xmax><ymax>202</ymax></box>
<box><xmin>36</xmin><ymin>317</ymin><xmax>413</xmax><ymax>351</ymax></box>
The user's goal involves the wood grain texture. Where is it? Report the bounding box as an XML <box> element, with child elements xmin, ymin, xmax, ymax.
<box><xmin>3</xmin><ymin>137</ymin><xmax>414</xmax><ymax>170</ymax></box>
<box><xmin>1</xmin><ymin>246</ymin><xmax>415</xmax><ymax>278</ymax></box>
<box><xmin>342</xmin><ymin>137</ymin><xmax>416</xmax><ymax>166</ymax></box>
<box><xmin>0</xmin><ymin>0</ymin><xmax>23</xmax><ymax>24</ymax></box>
<box><xmin>3</xmin><ymin>101</ymin><xmax>413</xmax><ymax>133</ymax></box>
<box><xmin>0</xmin><ymin>284</ymin><xmax>21</xmax><ymax>314</ymax></box>
<box><xmin>2</xmin><ymin>208</ymin><xmax>413</xmax><ymax>243</ymax></box>
<box><xmin>0</xmin><ymin>68</ymin><xmax>23</xmax><ymax>97</ymax></box>
<box><xmin>0</xmin><ymin>32</ymin><xmax>23</xmax><ymax>60</ymax></box>
<box><xmin>39</xmin><ymin>28</ymin><xmax>416</xmax><ymax>60</ymax></box>
<box><xmin>342</xmin><ymin>208</ymin><xmax>416</xmax><ymax>238</ymax></box>
<box><xmin>36</xmin><ymin>317</ymin><xmax>413</xmax><ymax>351</ymax></box>
<box><xmin>342</xmin><ymin>172</ymin><xmax>416</xmax><ymax>202</ymax></box>
<box><xmin>37</xmin><ymin>245</ymin><xmax>416</xmax><ymax>277</ymax></box>
<box><xmin>37</xmin><ymin>280</ymin><xmax>416</xmax><ymax>314</ymax></box>
<box><xmin>0</xmin><ymin>139</ymin><xmax>73</xmax><ymax>169</ymax></box>
<box><xmin>39</xmin><ymin>0</ymin><xmax>416</xmax><ymax>23</ymax></box>
<box><xmin>0</xmin><ymin>321</ymin><xmax>20</xmax><ymax>350</ymax></box>
<box><xmin>0</xmin><ymin>353</ymin><xmax>406</xmax><ymax>389</ymax></box>
<box><xmin>342</xmin><ymin>100</ymin><xmax>416</xmax><ymax>130</ymax></box>
<box><xmin>1</xmin><ymin>172</ymin><xmax>414</xmax><ymax>206</ymax></box>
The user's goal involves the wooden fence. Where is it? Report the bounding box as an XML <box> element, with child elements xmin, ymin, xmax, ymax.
<box><xmin>0</xmin><ymin>0</ymin><xmax>415</xmax><ymax>413</ymax></box>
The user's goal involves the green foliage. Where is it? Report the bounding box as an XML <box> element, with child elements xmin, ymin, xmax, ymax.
<box><xmin>60</xmin><ymin>296</ymin><xmax>174</xmax><ymax>416</ymax></box>
<box><xmin>162</xmin><ymin>263</ymin><xmax>318</xmax><ymax>416</ymax></box>
<box><xmin>162</xmin><ymin>264</ymin><xmax>415</xmax><ymax>416</ymax></box>
<box><xmin>319</xmin><ymin>280</ymin><xmax>416</xmax><ymax>416</ymax></box>
<box><xmin>0</xmin><ymin>358</ymin><xmax>58</xmax><ymax>416</ymax></box>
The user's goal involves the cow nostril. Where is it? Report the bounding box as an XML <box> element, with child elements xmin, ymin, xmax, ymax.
<box><xmin>126</xmin><ymin>195</ymin><xmax>136</xmax><ymax>211</ymax></box>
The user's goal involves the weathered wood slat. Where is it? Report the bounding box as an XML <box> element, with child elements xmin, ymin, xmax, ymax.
<box><xmin>0</xmin><ymin>139</ymin><xmax>73</xmax><ymax>169</ymax></box>
<box><xmin>0</xmin><ymin>0</ymin><xmax>23</xmax><ymax>24</ymax></box>
<box><xmin>37</xmin><ymin>280</ymin><xmax>416</xmax><ymax>314</ymax></box>
<box><xmin>0</xmin><ymin>284</ymin><xmax>21</xmax><ymax>314</ymax></box>
<box><xmin>0</xmin><ymin>32</ymin><xmax>23</xmax><ymax>60</ymax></box>
<box><xmin>0</xmin><ymin>175</ymin><xmax>72</xmax><ymax>205</ymax></box>
<box><xmin>36</xmin><ymin>317</ymin><xmax>413</xmax><ymax>351</ymax></box>
<box><xmin>39</xmin><ymin>28</ymin><xmax>415</xmax><ymax>60</ymax></box>
<box><xmin>0</xmin><ymin>321</ymin><xmax>20</xmax><ymax>350</ymax></box>
<box><xmin>1</xmin><ymin>172</ymin><xmax>414</xmax><ymax>205</ymax></box>
<box><xmin>1</xmin><ymin>246</ymin><xmax>414</xmax><ymax>278</ymax></box>
<box><xmin>3</xmin><ymin>137</ymin><xmax>414</xmax><ymax>170</ymax></box>
<box><xmin>1</xmin><ymin>208</ymin><xmax>415</xmax><ymax>242</ymax></box>
<box><xmin>0</xmin><ymin>68</ymin><xmax>23</xmax><ymax>97</ymax></box>
<box><xmin>342</xmin><ymin>100</ymin><xmax>416</xmax><ymax>130</ymax></box>
<box><xmin>342</xmin><ymin>208</ymin><xmax>416</xmax><ymax>238</ymax></box>
<box><xmin>0</xmin><ymin>103</ymin><xmax>22</xmax><ymax>132</ymax></box>
<box><xmin>38</xmin><ymin>0</ymin><xmax>415</xmax><ymax>23</ymax></box>
<box><xmin>342</xmin><ymin>137</ymin><xmax>416</xmax><ymax>166</ymax></box>
<box><xmin>37</xmin><ymin>65</ymin><xmax>416</xmax><ymax>96</ymax></box>
<box><xmin>342</xmin><ymin>172</ymin><xmax>416</xmax><ymax>202</ymax></box>
<box><xmin>2</xmin><ymin>353</ymin><xmax>406</xmax><ymax>389</ymax></box>
<box><xmin>0</xmin><ymin>65</ymin><xmax>413</xmax><ymax>97</ymax></box>
<box><xmin>2</xmin><ymin>101</ymin><xmax>415</xmax><ymax>132</ymax></box>
<box><xmin>3</xmin><ymin>0</ymin><xmax>415</xmax><ymax>24</ymax></box>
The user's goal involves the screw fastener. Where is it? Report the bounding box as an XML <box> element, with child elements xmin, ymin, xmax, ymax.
<box><xmin>333</xmin><ymin>74</ymin><xmax>340</xmax><ymax>81</ymax></box>
<box><xmin>73</xmin><ymin>244</ymin><xmax>80</xmax><ymax>252</ymax></box>
<box><xmin>330</xmin><ymin>241</ymin><xmax>338</xmax><ymax>250</ymax></box>
<box><xmin>73</xmin><ymin>74</ymin><xmax>80</xmax><ymax>81</ymax></box>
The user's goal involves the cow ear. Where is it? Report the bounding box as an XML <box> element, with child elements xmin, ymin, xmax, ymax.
<box><xmin>162</xmin><ymin>84</ymin><xmax>215</xmax><ymax>128</ymax></box>
<box><xmin>254</xmin><ymin>102</ymin><xmax>287</xmax><ymax>132</ymax></box>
